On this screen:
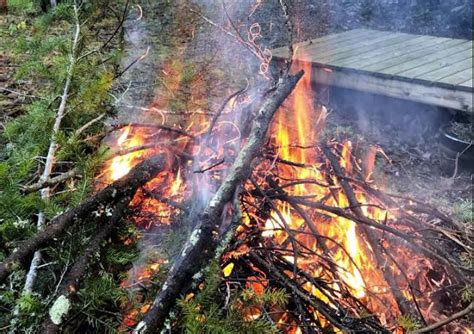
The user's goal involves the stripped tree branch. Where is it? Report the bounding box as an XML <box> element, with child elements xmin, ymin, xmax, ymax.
<box><xmin>24</xmin><ymin>1</ymin><xmax>81</xmax><ymax>294</ymax></box>
<box><xmin>21</xmin><ymin>168</ymin><xmax>80</xmax><ymax>194</ymax></box>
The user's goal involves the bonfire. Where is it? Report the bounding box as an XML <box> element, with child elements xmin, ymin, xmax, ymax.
<box><xmin>0</xmin><ymin>1</ymin><xmax>471</xmax><ymax>334</ymax></box>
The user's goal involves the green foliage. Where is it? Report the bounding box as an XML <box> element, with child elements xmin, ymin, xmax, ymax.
<box><xmin>241</xmin><ymin>287</ymin><xmax>289</xmax><ymax>307</ymax></box>
<box><xmin>397</xmin><ymin>315</ymin><xmax>421</xmax><ymax>331</ymax></box>
<box><xmin>459</xmin><ymin>252</ymin><xmax>473</xmax><ymax>269</ymax></box>
<box><xmin>460</xmin><ymin>284</ymin><xmax>473</xmax><ymax>302</ymax></box>
<box><xmin>6</xmin><ymin>0</ymin><xmax>37</xmax><ymax>15</ymax></box>
<box><xmin>71</xmin><ymin>272</ymin><xmax>125</xmax><ymax>333</ymax></box>
<box><xmin>453</xmin><ymin>199</ymin><xmax>473</xmax><ymax>223</ymax></box>
<box><xmin>105</xmin><ymin>245</ymin><xmax>139</xmax><ymax>267</ymax></box>
<box><xmin>0</xmin><ymin>1</ymin><xmax>126</xmax><ymax>332</ymax></box>
<box><xmin>17</xmin><ymin>292</ymin><xmax>43</xmax><ymax>313</ymax></box>
<box><xmin>177</xmin><ymin>260</ymin><xmax>279</xmax><ymax>334</ymax></box>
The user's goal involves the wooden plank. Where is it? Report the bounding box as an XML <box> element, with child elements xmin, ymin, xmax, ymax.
<box><xmin>437</xmin><ymin>68</ymin><xmax>473</xmax><ymax>85</ymax></box>
<box><xmin>340</xmin><ymin>37</ymin><xmax>459</xmax><ymax>70</ymax></box>
<box><xmin>272</xmin><ymin>29</ymin><xmax>370</xmax><ymax>59</ymax></box>
<box><xmin>310</xmin><ymin>32</ymin><xmax>417</xmax><ymax>64</ymax></box>
<box><xmin>301</xmin><ymin>30</ymin><xmax>393</xmax><ymax>59</ymax></box>
<box><xmin>291</xmin><ymin>29</ymin><xmax>376</xmax><ymax>61</ymax></box>
<box><xmin>311</xmin><ymin>66</ymin><xmax>473</xmax><ymax>113</ymax></box>
<box><xmin>272</xmin><ymin>29</ymin><xmax>473</xmax><ymax>112</ymax></box>
<box><xmin>460</xmin><ymin>79</ymin><xmax>473</xmax><ymax>88</ymax></box>
<box><xmin>331</xmin><ymin>35</ymin><xmax>441</xmax><ymax>69</ymax></box>
<box><xmin>381</xmin><ymin>41</ymin><xmax>472</xmax><ymax>76</ymax></box>
<box><xmin>416</xmin><ymin>58</ymin><xmax>472</xmax><ymax>82</ymax></box>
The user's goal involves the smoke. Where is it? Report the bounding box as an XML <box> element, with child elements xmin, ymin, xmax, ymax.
<box><xmin>117</xmin><ymin>0</ymin><xmax>472</xmax><ymax>307</ymax></box>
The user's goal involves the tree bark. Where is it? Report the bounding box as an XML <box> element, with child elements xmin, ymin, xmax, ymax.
<box><xmin>41</xmin><ymin>197</ymin><xmax>130</xmax><ymax>334</ymax></box>
<box><xmin>0</xmin><ymin>154</ymin><xmax>167</xmax><ymax>284</ymax></box>
<box><xmin>134</xmin><ymin>71</ymin><xmax>304</xmax><ymax>334</ymax></box>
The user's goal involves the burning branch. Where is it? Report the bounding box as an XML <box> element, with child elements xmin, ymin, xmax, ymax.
<box><xmin>322</xmin><ymin>145</ymin><xmax>418</xmax><ymax>319</ymax></box>
<box><xmin>134</xmin><ymin>71</ymin><xmax>304</xmax><ymax>333</ymax></box>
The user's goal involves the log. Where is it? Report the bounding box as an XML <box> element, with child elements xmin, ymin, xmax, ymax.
<box><xmin>134</xmin><ymin>71</ymin><xmax>304</xmax><ymax>333</ymax></box>
<box><xmin>0</xmin><ymin>154</ymin><xmax>167</xmax><ymax>284</ymax></box>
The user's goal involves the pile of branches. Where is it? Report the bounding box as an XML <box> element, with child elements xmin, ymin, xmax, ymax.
<box><xmin>2</xmin><ymin>64</ymin><xmax>471</xmax><ymax>333</ymax></box>
<box><xmin>225</xmin><ymin>143</ymin><xmax>472</xmax><ymax>333</ymax></box>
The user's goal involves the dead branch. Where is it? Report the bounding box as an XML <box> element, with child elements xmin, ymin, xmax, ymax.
<box><xmin>204</xmin><ymin>87</ymin><xmax>247</xmax><ymax>142</ymax></box>
<box><xmin>283</xmin><ymin>196</ymin><xmax>468</xmax><ymax>279</ymax></box>
<box><xmin>134</xmin><ymin>71</ymin><xmax>304</xmax><ymax>333</ymax></box>
<box><xmin>412</xmin><ymin>302</ymin><xmax>473</xmax><ymax>333</ymax></box>
<box><xmin>114</xmin><ymin>46</ymin><xmax>151</xmax><ymax>80</ymax></box>
<box><xmin>278</xmin><ymin>0</ymin><xmax>293</xmax><ymax>74</ymax></box>
<box><xmin>110</xmin><ymin>123</ymin><xmax>196</xmax><ymax>139</ymax></box>
<box><xmin>75</xmin><ymin>114</ymin><xmax>106</xmax><ymax>136</ymax></box>
<box><xmin>322</xmin><ymin>145</ymin><xmax>421</xmax><ymax>319</ymax></box>
<box><xmin>24</xmin><ymin>1</ymin><xmax>81</xmax><ymax>294</ymax></box>
<box><xmin>41</xmin><ymin>197</ymin><xmax>130</xmax><ymax>334</ymax></box>
<box><xmin>193</xmin><ymin>158</ymin><xmax>225</xmax><ymax>173</ymax></box>
<box><xmin>0</xmin><ymin>154</ymin><xmax>167</xmax><ymax>284</ymax></box>
<box><xmin>143</xmin><ymin>188</ymin><xmax>189</xmax><ymax>213</ymax></box>
<box><xmin>21</xmin><ymin>168</ymin><xmax>80</xmax><ymax>194</ymax></box>
<box><xmin>248</xmin><ymin>251</ymin><xmax>349</xmax><ymax>332</ymax></box>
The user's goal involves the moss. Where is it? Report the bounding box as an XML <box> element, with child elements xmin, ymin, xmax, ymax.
<box><xmin>49</xmin><ymin>295</ymin><xmax>71</xmax><ymax>325</ymax></box>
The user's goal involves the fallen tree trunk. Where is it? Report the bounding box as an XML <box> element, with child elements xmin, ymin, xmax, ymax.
<box><xmin>134</xmin><ymin>71</ymin><xmax>304</xmax><ymax>334</ymax></box>
<box><xmin>0</xmin><ymin>154</ymin><xmax>167</xmax><ymax>284</ymax></box>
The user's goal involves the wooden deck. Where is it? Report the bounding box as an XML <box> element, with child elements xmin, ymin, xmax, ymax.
<box><xmin>272</xmin><ymin>29</ymin><xmax>473</xmax><ymax>113</ymax></box>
